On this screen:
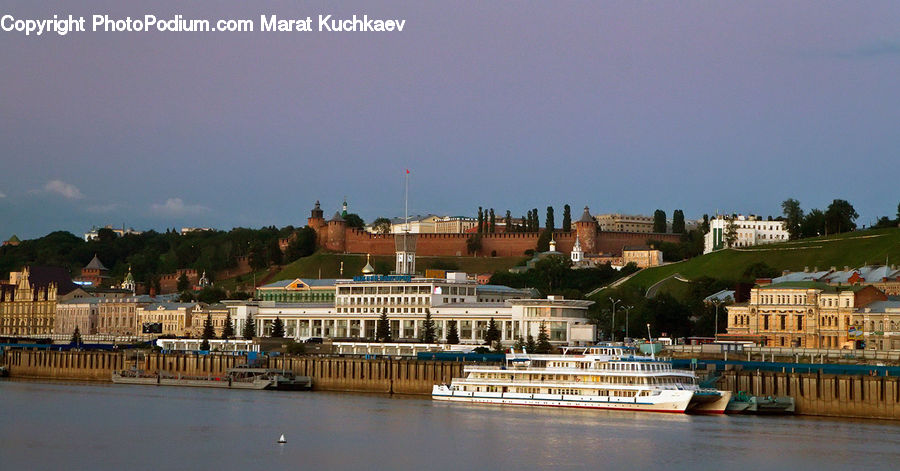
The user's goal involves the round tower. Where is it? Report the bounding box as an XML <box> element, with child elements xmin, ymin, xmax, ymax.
<box><xmin>575</xmin><ymin>206</ymin><xmax>598</xmax><ymax>254</ymax></box>
<box><xmin>307</xmin><ymin>200</ymin><xmax>326</xmax><ymax>228</ymax></box>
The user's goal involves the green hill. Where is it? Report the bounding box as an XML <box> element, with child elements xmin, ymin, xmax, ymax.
<box><xmin>267</xmin><ymin>252</ymin><xmax>528</xmax><ymax>283</ymax></box>
<box><xmin>595</xmin><ymin>227</ymin><xmax>900</xmax><ymax>298</ymax></box>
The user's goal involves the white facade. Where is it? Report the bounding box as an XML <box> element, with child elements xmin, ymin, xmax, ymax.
<box><xmin>704</xmin><ymin>215</ymin><xmax>789</xmax><ymax>254</ymax></box>
<box><xmin>245</xmin><ymin>274</ymin><xmax>593</xmax><ymax>345</ymax></box>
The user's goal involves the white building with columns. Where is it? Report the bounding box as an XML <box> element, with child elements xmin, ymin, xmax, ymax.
<box><xmin>704</xmin><ymin>214</ymin><xmax>789</xmax><ymax>254</ymax></box>
<box><xmin>241</xmin><ymin>273</ymin><xmax>595</xmax><ymax>345</ymax></box>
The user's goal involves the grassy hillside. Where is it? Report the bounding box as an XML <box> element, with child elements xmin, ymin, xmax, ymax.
<box><xmin>595</xmin><ymin>227</ymin><xmax>900</xmax><ymax>297</ymax></box>
<box><xmin>267</xmin><ymin>252</ymin><xmax>528</xmax><ymax>283</ymax></box>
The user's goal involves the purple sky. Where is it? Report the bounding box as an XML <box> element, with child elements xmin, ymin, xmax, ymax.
<box><xmin>2</xmin><ymin>1</ymin><xmax>899</xmax><ymax>239</ymax></box>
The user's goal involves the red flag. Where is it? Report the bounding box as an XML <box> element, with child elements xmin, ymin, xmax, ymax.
<box><xmin>406</xmin><ymin>169</ymin><xmax>410</xmax><ymax>174</ymax></box>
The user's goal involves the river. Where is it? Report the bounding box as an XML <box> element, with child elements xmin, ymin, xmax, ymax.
<box><xmin>2</xmin><ymin>379</ymin><xmax>899</xmax><ymax>470</ymax></box>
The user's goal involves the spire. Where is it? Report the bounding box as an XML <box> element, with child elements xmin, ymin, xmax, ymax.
<box><xmin>342</xmin><ymin>197</ymin><xmax>348</xmax><ymax>218</ymax></box>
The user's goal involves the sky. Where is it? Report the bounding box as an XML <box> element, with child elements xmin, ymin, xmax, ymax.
<box><xmin>1</xmin><ymin>1</ymin><xmax>899</xmax><ymax>239</ymax></box>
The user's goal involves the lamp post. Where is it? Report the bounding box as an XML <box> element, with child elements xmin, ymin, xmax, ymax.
<box><xmin>712</xmin><ymin>299</ymin><xmax>721</xmax><ymax>340</ymax></box>
<box><xmin>622</xmin><ymin>305</ymin><xmax>633</xmax><ymax>341</ymax></box>
<box><xmin>609</xmin><ymin>298</ymin><xmax>621</xmax><ymax>342</ymax></box>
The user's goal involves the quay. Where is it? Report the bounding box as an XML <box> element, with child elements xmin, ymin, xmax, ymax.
<box><xmin>3</xmin><ymin>349</ymin><xmax>900</xmax><ymax>419</ymax></box>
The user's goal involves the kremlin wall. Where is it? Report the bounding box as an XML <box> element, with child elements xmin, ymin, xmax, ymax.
<box><xmin>303</xmin><ymin>202</ymin><xmax>680</xmax><ymax>257</ymax></box>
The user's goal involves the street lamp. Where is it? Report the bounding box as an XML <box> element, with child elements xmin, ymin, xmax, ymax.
<box><xmin>621</xmin><ymin>305</ymin><xmax>633</xmax><ymax>341</ymax></box>
<box><xmin>712</xmin><ymin>299</ymin><xmax>722</xmax><ymax>340</ymax></box>
<box><xmin>609</xmin><ymin>298</ymin><xmax>621</xmax><ymax>342</ymax></box>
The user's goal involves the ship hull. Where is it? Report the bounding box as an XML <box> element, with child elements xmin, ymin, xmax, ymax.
<box><xmin>433</xmin><ymin>386</ymin><xmax>693</xmax><ymax>413</ymax></box>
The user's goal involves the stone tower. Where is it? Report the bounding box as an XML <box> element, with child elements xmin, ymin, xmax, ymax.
<box><xmin>326</xmin><ymin>211</ymin><xmax>347</xmax><ymax>252</ymax></box>
<box><xmin>575</xmin><ymin>206</ymin><xmax>598</xmax><ymax>254</ymax></box>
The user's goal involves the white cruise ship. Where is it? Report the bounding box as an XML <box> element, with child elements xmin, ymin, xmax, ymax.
<box><xmin>432</xmin><ymin>345</ymin><xmax>731</xmax><ymax>414</ymax></box>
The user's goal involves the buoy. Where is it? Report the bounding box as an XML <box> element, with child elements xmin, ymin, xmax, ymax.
<box><xmin>277</xmin><ymin>434</ymin><xmax>286</xmax><ymax>444</ymax></box>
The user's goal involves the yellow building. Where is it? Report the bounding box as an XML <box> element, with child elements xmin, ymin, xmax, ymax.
<box><xmin>137</xmin><ymin>302</ymin><xmax>203</xmax><ymax>337</ymax></box>
<box><xmin>725</xmin><ymin>282</ymin><xmax>887</xmax><ymax>348</ymax></box>
<box><xmin>189</xmin><ymin>305</ymin><xmax>231</xmax><ymax>338</ymax></box>
<box><xmin>0</xmin><ymin>266</ymin><xmax>79</xmax><ymax>336</ymax></box>
<box><xmin>54</xmin><ymin>298</ymin><xmax>100</xmax><ymax>336</ymax></box>
<box><xmin>622</xmin><ymin>246</ymin><xmax>663</xmax><ymax>268</ymax></box>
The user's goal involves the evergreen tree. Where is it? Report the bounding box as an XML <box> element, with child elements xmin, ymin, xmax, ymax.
<box><xmin>505</xmin><ymin>210</ymin><xmax>512</xmax><ymax>232</ymax></box>
<box><xmin>70</xmin><ymin>326</ymin><xmax>82</xmax><ymax>345</ymax></box>
<box><xmin>545</xmin><ymin>206</ymin><xmax>555</xmax><ymax>232</ymax></box>
<box><xmin>562</xmin><ymin>204</ymin><xmax>572</xmax><ymax>232</ymax></box>
<box><xmin>672</xmin><ymin>210</ymin><xmax>685</xmax><ymax>234</ymax></box>
<box><xmin>272</xmin><ymin>316</ymin><xmax>285</xmax><ymax>338</ymax></box>
<box><xmin>512</xmin><ymin>336</ymin><xmax>526</xmax><ymax>352</ymax></box>
<box><xmin>446</xmin><ymin>320</ymin><xmax>460</xmax><ymax>344</ymax></box>
<box><xmin>520</xmin><ymin>214</ymin><xmax>527</xmax><ymax>233</ymax></box>
<box><xmin>701</xmin><ymin>214</ymin><xmax>710</xmax><ymax>234</ymax></box>
<box><xmin>202</xmin><ymin>312</ymin><xmax>215</xmax><ymax>341</ymax></box>
<box><xmin>242</xmin><ymin>311</ymin><xmax>256</xmax><ymax>339</ymax></box>
<box><xmin>221</xmin><ymin>312</ymin><xmax>234</xmax><ymax>339</ymax></box>
<box><xmin>653</xmin><ymin>209</ymin><xmax>667</xmax><ymax>233</ymax></box>
<box><xmin>477</xmin><ymin>207</ymin><xmax>484</xmax><ymax>234</ymax></box>
<box><xmin>376</xmin><ymin>309</ymin><xmax>392</xmax><ymax>342</ymax></box>
<box><xmin>484</xmin><ymin>317</ymin><xmax>501</xmax><ymax>345</ymax></box>
<box><xmin>200</xmin><ymin>338</ymin><xmax>210</xmax><ymax>351</ymax></box>
<box><xmin>421</xmin><ymin>309</ymin><xmax>436</xmax><ymax>343</ymax></box>
<box><xmin>489</xmin><ymin>208</ymin><xmax>496</xmax><ymax>233</ymax></box>
<box><xmin>536</xmin><ymin>322</ymin><xmax>552</xmax><ymax>353</ymax></box>
<box><xmin>532</xmin><ymin>208</ymin><xmax>539</xmax><ymax>231</ymax></box>
<box><xmin>177</xmin><ymin>271</ymin><xmax>190</xmax><ymax>292</ymax></box>
<box><xmin>267</xmin><ymin>238</ymin><xmax>283</xmax><ymax>266</ymax></box>
<box><xmin>492</xmin><ymin>339</ymin><xmax>505</xmax><ymax>354</ymax></box>
<box><xmin>536</xmin><ymin>229</ymin><xmax>552</xmax><ymax>252</ymax></box>
<box><xmin>525</xmin><ymin>334</ymin><xmax>537</xmax><ymax>353</ymax></box>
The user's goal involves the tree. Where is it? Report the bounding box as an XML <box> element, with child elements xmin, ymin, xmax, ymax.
<box><xmin>221</xmin><ymin>312</ymin><xmax>234</xmax><ymax>339</ymax></box>
<box><xmin>512</xmin><ymin>336</ymin><xmax>525</xmax><ymax>352</ymax></box>
<box><xmin>484</xmin><ymin>317</ymin><xmax>501</xmax><ymax>346</ymax></box>
<box><xmin>545</xmin><ymin>206</ymin><xmax>555</xmax><ymax>232</ymax></box>
<box><xmin>477</xmin><ymin>207</ymin><xmax>484</xmax><ymax>234</ymax></box>
<box><xmin>536</xmin><ymin>228</ymin><xmax>552</xmax><ymax>253</ymax></box>
<box><xmin>376</xmin><ymin>309</ymin><xmax>391</xmax><ymax>342</ymax></box>
<box><xmin>531</xmin><ymin>208</ymin><xmax>539</xmax><ymax>231</ymax></box>
<box><xmin>372</xmin><ymin>217</ymin><xmax>392</xmax><ymax>234</ymax></box>
<box><xmin>742</xmin><ymin>261</ymin><xmax>779</xmax><ymax>281</ymax></box>
<box><xmin>724</xmin><ymin>219</ymin><xmax>738</xmax><ymax>248</ymax></box>
<box><xmin>272</xmin><ymin>317</ymin><xmax>285</xmax><ymax>338</ymax></box>
<box><xmin>781</xmin><ymin>198</ymin><xmax>804</xmax><ymax>240</ymax></box>
<box><xmin>701</xmin><ymin>214</ymin><xmax>710</xmax><ymax>234</ymax></box>
<box><xmin>284</xmin><ymin>227</ymin><xmax>317</xmax><ymax>262</ymax></box>
<box><xmin>344</xmin><ymin>213</ymin><xmax>365</xmax><ymax>230</ymax></box>
<box><xmin>525</xmin><ymin>334</ymin><xmax>537</xmax><ymax>353</ymax></box>
<box><xmin>562</xmin><ymin>204</ymin><xmax>572</xmax><ymax>232</ymax></box>
<box><xmin>534</xmin><ymin>254</ymin><xmax>572</xmax><ymax>290</ymax></box>
<box><xmin>505</xmin><ymin>210</ymin><xmax>512</xmax><ymax>232</ymax></box>
<box><xmin>197</xmin><ymin>287</ymin><xmax>227</xmax><ymax>304</ymax></box>
<box><xmin>177</xmin><ymin>271</ymin><xmax>190</xmax><ymax>292</ymax></box>
<box><xmin>268</xmin><ymin>238</ymin><xmax>283</xmax><ymax>265</ymax></box>
<box><xmin>421</xmin><ymin>309</ymin><xmax>436</xmax><ymax>343</ymax></box>
<box><xmin>466</xmin><ymin>233</ymin><xmax>482</xmax><ymax>255</ymax></box>
<box><xmin>446</xmin><ymin>320</ymin><xmax>459</xmax><ymax>344</ymax></box>
<box><xmin>248</xmin><ymin>241</ymin><xmax>268</xmax><ymax>270</ymax></box>
<box><xmin>897</xmin><ymin>202</ymin><xmax>900</xmax><ymax>222</ymax></box>
<box><xmin>242</xmin><ymin>311</ymin><xmax>256</xmax><ymax>339</ymax></box>
<box><xmin>490</xmin><ymin>208</ymin><xmax>496</xmax><ymax>233</ymax></box>
<box><xmin>200</xmin><ymin>312</ymin><xmax>214</xmax><ymax>350</ymax></box>
<box><xmin>70</xmin><ymin>326</ymin><xmax>82</xmax><ymax>345</ymax></box>
<box><xmin>653</xmin><ymin>209</ymin><xmax>667</xmax><ymax>233</ymax></box>
<box><xmin>672</xmin><ymin>210</ymin><xmax>685</xmax><ymax>234</ymax></box>
<box><xmin>536</xmin><ymin>322</ymin><xmax>553</xmax><ymax>353</ymax></box>
<box><xmin>824</xmin><ymin>199</ymin><xmax>858</xmax><ymax>235</ymax></box>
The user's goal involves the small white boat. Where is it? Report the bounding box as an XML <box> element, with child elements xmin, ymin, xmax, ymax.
<box><xmin>277</xmin><ymin>434</ymin><xmax>286</xmax><ymax>444</ymax></box>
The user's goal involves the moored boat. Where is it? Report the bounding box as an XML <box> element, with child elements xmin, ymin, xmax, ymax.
<box><xmin>433</xmin><ymin>345</ymin><xmax>730</xmax><ymax>414</ymax></box>
<box><xmin>112</xmin><ymin>367</ymin><xmax>312</xmax><ymax>391</ymax></box>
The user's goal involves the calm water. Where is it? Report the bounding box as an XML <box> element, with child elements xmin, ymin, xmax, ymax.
<box><xmin>2</xmin><ymin>379</ymin><xmax>900</xmax><ymax>470</ymax></box>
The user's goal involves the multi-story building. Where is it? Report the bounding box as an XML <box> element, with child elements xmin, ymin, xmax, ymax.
<box><xmin>595</xmin><ymin>214</ymin><xmax>654</xmax><ymax>233</ymax></box>
<box><xmin>434</xmin><ymin>216</ymin><xmax>478</xmax><ymax>234</ymax></box>
<box><xmin>222</xmin><ymin>300</ymin><xmax>258</xmax><ymax>338</ymax></box>
<box><xmin>54</xmin><ymin>297</ymin><xmax>100</xmax><ymax>336</ymax></box>
<box><xmin>769</xmin><ymin>265</ymin><xmax>900</xmax><ymax>296</ymax></box>
<box><xmin>256</xmin><ymin>278</ymin><xmax>337</xmax><ymax>303</ymax></box>
<box><xmin>137</xmin><ymin>302</ymin><xmax>203</xmax><ymax>337</ymax></box>
<box><xmin>0</xmin><ymin>266</ymin><xmax>80</xmax><ymax>337</ymax></box>
<box><xmin>622</xmin><ymin>246</ymin><xmax>664</xmax><ymax>268</ymax></box>
<box><xmin>77</xmin><ymin>254</ymin><xmax>110</xmax><ymax>288</ymax></box>
<box><xmin>724</xmin><ymin>282</ymin><xmax>887</xmax><ymax>348</ymax></box>
<box><xmin>97</xmin><ymin>295</ymin><xmax>158</xmax><ymax>336</ymax></box>
<box><xmin>856</xmin><ymin>300</ymin><xmax>900</xmax><ymax>350</ymax></box>
<box><xmin>189</xmin><ymin>304</ymin><xmax>231</xmax><ymax>338</ymax></box>
<box><xmin>704</xmin><ymin>215</ymin><xmax>789</xmax><ymax>254</ymax></box>
<box><xmin>83</xmin><ymin>225</ymin><xmax>142</xmax><ymax>242</ymax></box>
<box><xmin>243</xmin><ymin>272</ymin><xmax>592</xmax><ymax>345</ymax></box>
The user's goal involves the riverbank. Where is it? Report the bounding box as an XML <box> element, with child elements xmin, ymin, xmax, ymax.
<box><xmin>3</xmin><ymin>349</ymin><xmax>899</xmax><ymax>420</ymax></box>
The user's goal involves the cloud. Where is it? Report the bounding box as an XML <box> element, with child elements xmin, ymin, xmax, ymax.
<box><xmin>43</xmin><ymin>180</ymin><xmax>84</xmax><ymax>199</ymax></box>
<box><xmin>85</xmin><ymin>203</ymin><xmax>123</xmax><ymax>213</ymax></box>
<box><xmin>150</xmin><ymin>198</ymin><xmax>209</xmax><ymax>216</ymax></box>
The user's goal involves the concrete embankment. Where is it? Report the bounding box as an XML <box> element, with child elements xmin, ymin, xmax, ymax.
<box><xmin>717</xmin><ymin>370</ymin><xmax>900</xmax><ymax>420</ymax></box>
<box><xmin>0</xmin><ymin>350</ymin><xmax>465</xmax><ymax>395</ymax></box>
